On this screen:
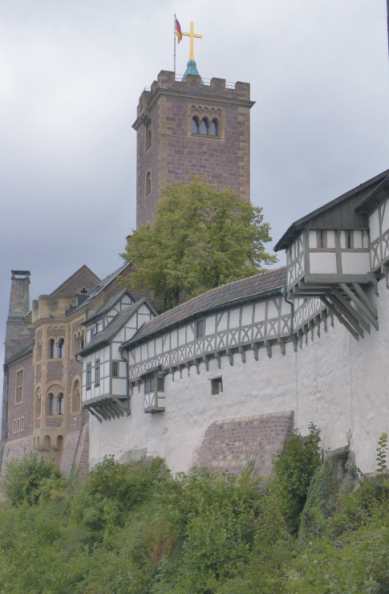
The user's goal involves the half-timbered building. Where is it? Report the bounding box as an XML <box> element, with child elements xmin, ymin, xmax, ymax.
<box><xmin>84</xmin><ymin>168</ymin><xmax>389</xmax><ymax>476</ymax></box>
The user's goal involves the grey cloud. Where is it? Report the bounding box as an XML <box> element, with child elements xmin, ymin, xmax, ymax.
<box><xmin>1</xmin><ymin>0</ymin><xmax>389</xmax><ymax>387</ymax></box>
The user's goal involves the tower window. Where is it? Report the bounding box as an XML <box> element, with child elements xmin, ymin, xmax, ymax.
<box><xmin>57</xmin><ymin>393</ymin><xmax>64</xmax><ymax>416</ymax></box>
<box><xmin>209</xmin><ymin>118</ymin><xmax>219</xmax><ymax>136</ymax></box>
<box><xmin>192</xmin><ymin>116</ymin><xmax>200</xmax><ymax>134</ymax></box>
<box><xmin>145</xmin><ymin>121</ymin><xmax>152</xmax><ymax>150</ymax></box>
<box><xmin>199</xmin><ymin>117</ymin><xmax>209</xmax><ymax>135</ymax></box>
<box><xmin>47</xmin><ymin>393</ymin><xmax>55</xmax><ymax>415</ymax></box>
<box><xmin>57</xmin><ymin>338</ymin><xmax>64</xmax><ymax>359</ymax></box>
<box><xmin>145</xmin><ymin>171</ymin><xmax>152</xmax><ymax>196</ymax></box>
<box><xmin>49</xmin><ymin>339</ymin><xmax>55</xmax><ymax>359</ymax></box>
<box><xmin>15</xmin><ymin>370</ymin><xmax>24</xmax><ymax>403</ymax></box>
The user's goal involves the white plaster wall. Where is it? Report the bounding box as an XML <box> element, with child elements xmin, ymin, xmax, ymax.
<box><xmin>89</xmin><ymin>278</ymin><xmax>389</xmax><ymax>475</ymax></box>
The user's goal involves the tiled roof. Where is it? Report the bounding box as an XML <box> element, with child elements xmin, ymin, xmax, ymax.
<box><xmin>68</xmin><ymin>263</ymin><xmax>130</xmax><ymax>315</ymax></box>
<box><xmin>79</xmin><ymin>299</ymin><xmax>148</xmax><ymax>357</ymax></box>
<box><xmin>126</xmin><ymin>268</ymin><xmax>286</xmax><ymax>346</ymax></box>
<box><xmin>6</xmin><ymin>340</ymin><xmax>34</xmax><ymax>365</ymax></box>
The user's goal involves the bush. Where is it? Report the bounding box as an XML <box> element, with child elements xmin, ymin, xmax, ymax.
<box><xmin>273</xmin><ymin>423</ymin><xmax>321</xmax><ymax>534</ymax></box>
<box><xmin>4</xmin><ymin>454</ymin><xmax>61</xmax><ymax>506</ymax></box>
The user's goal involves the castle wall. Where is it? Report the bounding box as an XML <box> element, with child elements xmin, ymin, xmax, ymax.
<box><xmin>88</xmin><ymin>278</ymin><xmax>389</xmax><ymax>475</ymax></box>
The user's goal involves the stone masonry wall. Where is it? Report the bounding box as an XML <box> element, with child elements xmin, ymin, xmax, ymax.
<box><xmin>195</xmin><ymin>413</ymin><xmax>294</xmax><ymax>475</ymax></box>
<box><xmin>136</xmin><ymin>73</ymin><xmax>252</xmax><ymax>227</ymax></box>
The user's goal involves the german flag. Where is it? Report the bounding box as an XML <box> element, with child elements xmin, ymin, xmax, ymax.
<box><xmin>175</xmin><ymin>17</ymin><xmax>183</xmax><ymax>43</ymax></box>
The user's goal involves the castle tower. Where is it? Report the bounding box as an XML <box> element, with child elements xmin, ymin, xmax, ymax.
<box><xmin>5</xmin><ymin>270</ymin><xmax>31</xmax><ymax>362</ymax></box>
<box><xmin>133</xmin><ymin>67</ymin><xmax>254</xmax><ymax>228</ymax></box>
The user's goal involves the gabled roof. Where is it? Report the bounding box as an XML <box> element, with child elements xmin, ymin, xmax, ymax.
<box><xmin>123</xmin><ymin>268</ymin><xmax>286</xmax><ymax>348</ymax></box>
<box><xmin>83</xmin><ymin>289</ymin><xmax>133</xmax><ymax>326</ymax></box>
<box><xmin>50</xmin><ymin>265</ymin><xmax>100</xmax><ymax>299</ymax></box>
<box><xmin>71</xmin><ymin>263</ymin><xmax>130</xmax><ymax>313</ymax></box>
<box><xmin>356</xmin><ymin>174</ymin><xmax>389</xmax><ymax>215</ymax></box>
<box><xmin>275</xmin><ymin>169</ymin><xmax>389</xmax><ymax>251</ymax></box>
<box><xmin>79</xmin><ymin>298</ymin><xmax>152</xmax><ymax>357</ymax></box>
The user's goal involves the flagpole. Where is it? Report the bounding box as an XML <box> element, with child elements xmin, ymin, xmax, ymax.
<box><xmin>173</xmin><ymin>14</ymin><xmax>177</xmax><ymax>76</ymax></box>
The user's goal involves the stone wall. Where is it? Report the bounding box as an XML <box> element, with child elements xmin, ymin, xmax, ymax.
<box><xmin>135</xmin><ymin>72</ymin><xmax>252</xmax><ymax>227</ymax></box>
<box><xmin>195</xmin><ymin>413</ymin><xmax>294</xmax><ymax>475</ymax></box>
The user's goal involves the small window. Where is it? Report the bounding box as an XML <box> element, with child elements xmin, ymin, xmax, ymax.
<box><xmin>57</xmin><ymin>393</ymin><xmax>64</xmax><ymax>416</ymax></box>
<box><xmin>145</xmin><ymin>171</ymin><xmax>152</xmax><ymax>196</ymax></box>
<box><xmin>15</xmin><ymin>370</ymin><xmax>23</xmax><ymax>403</ymax></box>
<box><xmin>48</xmin><ymin>339</ymin><xmax>55</xmax><ymax>359</ymax></box>
<box><xmin>317</xmin><ymin>230</ymin><xmax>327</xmax><ymax>249</ymax></box>
<box><xmin>211</xmin><ymin>377</ymin><xmax>223</xmax><ymax>395</ymax></box>
<box><xmin>209</xmin><ymin>118</ymin><xmax>218</xmax><ymax>136</ymax></box>
<box><xmin>95</xmin><ymin>359</ymin><xmax>101</xmax><ymax>386</ymax></box>
<box><xmin>145</xmin><ymin>121</ymin><xmax>152</xmax><ymax>150</ymax></box>
<box><xmin>192</xmin><ymin>116</ymin><xmax>200</xmax><ymax>134</ymax></box>
<box><xmin>345</xmin><ymin>231</ymin><xmax>353</xmax><ymax>249</ymax></box>
<box><xmin>112</xmin><ymin>361</ymin><xmax>119</xmax><ymax>378</ymax></box>
<box><xmin>199</xmin><ymin>117</ymin><xmax>209</xmax><ymax>135</ymax></box>
<box><xmin>47</xmin><ymin>393</ymin><xmax>55</xmax><ymax>415</ymax></box>
<box><xmin>57</xmin><ymin>338</ymin><xmax>64</xmax><ymax>359</ymax></box>
<box><xmin>195</xmin><ymin>318</ymin><xmax>206</xmax><ymax>339</ymax></box>
<box><xmin>86</xmin><ymin>363</ymin><xmax>92</xmax><ymax>390</ymax></box>
<box><xmin>144</xmin><ymin>372</ymin><xmax>163</xmax><ymax>394</ymax></box>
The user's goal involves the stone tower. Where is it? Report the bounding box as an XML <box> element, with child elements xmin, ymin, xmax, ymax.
<box><xmin>133</xmin><ymin>70</ymin><xmax>254</xmax><ymax>228</ymax></box>
<box><xmin>2</xmin><ymin>271</ymin><xmax>32</xmax><ymax>443</ymax></box>
<box><xmin>5</xmin><ymin>270</ymin><xmax>31</xmax><ymax>362</ymax></box>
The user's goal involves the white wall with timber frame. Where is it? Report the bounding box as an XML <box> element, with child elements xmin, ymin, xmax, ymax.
<box><xmin>88</xmin><ymin>275</ymin><xmax>389</xmax><ymax>475</ymax></box>
<box><xmin>82</xmin><ymin>303</ymin><xmax>154</xmax><ymax>405</ymax></box>
<box><xmin>369</xmin><ymin>199</ymin><xmax>389</xmax><ymax>271</ymax></box>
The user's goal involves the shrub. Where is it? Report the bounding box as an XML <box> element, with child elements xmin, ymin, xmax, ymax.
<box><xmin>4</xmin><ymin>454</ymin><xmax>61</xmax><ymax>506</ymax></box>
<box><xmin>273</xmin><ymin>423</ymin><xmax>321</xmax><ymax>534</ymax></box>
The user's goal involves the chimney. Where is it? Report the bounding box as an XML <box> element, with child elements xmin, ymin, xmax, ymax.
<box><xmin>8</xmin><ymin>270</ymin><xmax>30</xmax><ymax>319</ymax></box>
<box><xmin>5</xmin><ymin>270</ymin><xmax>32</xmax><ymax>362</ymax></box>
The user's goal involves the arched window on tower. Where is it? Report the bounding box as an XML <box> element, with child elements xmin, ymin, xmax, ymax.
<box><xmin>209</xmin><ymin>118</ymin><xmax>219</xmax><ymax>137</ymax></box>
<box><xmin>72</xmin><ymin>379</ymin><xmax>81</xmax><ymax>414</ymax></box>
<box><xmin>47</xmin><ymin>393</ymin><xmax>55</xmax><ymax>416</ymax></box>
<box><xmin>48</xmin><ymin>339</ymin><xmax>55</xmax><ymax>359</ymax></box>
<box><xmin>57</xmin><ymin>393</ymin><xmax>64</xmax><ymax>416</ymax></box>
<box><xmin>192</xmin><ymin>116</ymin><xmax>200</xmax><ymax>134</ymax></box>
<box><xmin>35</xmin><ymin>388</ymin><xmax>41</xmax><ymax>418</ymax></box>
<box><xmin>145</xmin><ymin>171</ymin><xmax>152</xmax><ymax>196</ymax></box>
<box><xmin>57</xmin><ymin>338</ymin><xmax>64</xmax><ymax>359</ymax></box>
<box><xmin>199</xmin><ymin>117</ymin><xmax>209</xmax><ymax>135</ymax></box>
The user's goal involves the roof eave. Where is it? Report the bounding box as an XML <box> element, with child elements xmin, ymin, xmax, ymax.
<box><xmin>122</xmin><ymin>285</ymin><xmax>284</xmax><ymax>350</ymax></box>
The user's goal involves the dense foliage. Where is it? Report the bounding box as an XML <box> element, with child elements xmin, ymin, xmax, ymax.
<box><xmin>1</xmin><ymin>434</ymin><xmax>389</xmax><ymax>594</ymax></box>
<box><xmin>122</xmin><ymin>181</ymin><xmax>276</xmax><ymax>310</ymax></box>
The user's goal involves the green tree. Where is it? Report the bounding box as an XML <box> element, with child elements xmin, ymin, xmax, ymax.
<box><xmin>122</xmin><ymin>181</ymin><xmax>276</xmax><ymax>310</ymax></box>
<box><xmin>4</xmin><ymin>453</ymin><xmax>61</xmax><ymax>506</ymax></box>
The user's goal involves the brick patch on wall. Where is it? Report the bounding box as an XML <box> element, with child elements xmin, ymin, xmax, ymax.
<box><xmin>195</xmin><ymin>411</ymin><xmax>294</xmax><ymax>476</ymax></box>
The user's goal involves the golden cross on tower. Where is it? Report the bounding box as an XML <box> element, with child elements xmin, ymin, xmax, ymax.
<box><xmin>182</xmin><ymin>21</ymin><xmax>203</xmax><ymax>62</ymax></box>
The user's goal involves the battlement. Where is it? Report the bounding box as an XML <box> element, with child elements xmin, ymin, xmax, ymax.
<box><xmin>133</xmin><ymin>70</ymin><xmax>252</xmax><ymax>128</ymax></box>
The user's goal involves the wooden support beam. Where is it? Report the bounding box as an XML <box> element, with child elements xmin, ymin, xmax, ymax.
<box><xmin>321</xmin><ymin>296</ymin><xmax>360</xmax><ymax>341</ymax></box>
<box><xmin>331</xmin><ymin>291</ymin><xmax>369</xmax><ymax>335</ymax></box>
<box><xmin>239</xmin><ymin>346</ymin><xmax>246</xmax><ymax>363</ymax></box>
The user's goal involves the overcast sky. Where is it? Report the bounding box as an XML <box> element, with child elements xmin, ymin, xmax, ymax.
<box><xmin>1</xmin><ymin>0</ymin><xmax>389</xmax><ymax>386</ymax></box>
